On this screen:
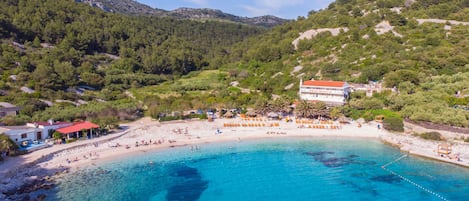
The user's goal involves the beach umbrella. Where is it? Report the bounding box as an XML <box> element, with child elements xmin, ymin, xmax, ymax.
<box><xmin>437</xmin><ymin>143</ymin><xmax>452</xmax><ymax>155</ymax></box>
<box><xmin>224</xmin><ymin>111</ymin><xmax>234</xmax><ymax>118</ymax></box>
<box><xmin>267</xmin><ymin>112</ymin><xmax>279</xmax><ymax>118</ymax></box>
<box><xmin>246</xmin><ymin>111</ymin><xmax>257</xmax><ymax>117</ymax></box>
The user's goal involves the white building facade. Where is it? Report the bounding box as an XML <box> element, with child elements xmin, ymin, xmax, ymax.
<box><xmin>0</xmin><ymin>126</ymin><xmax>43</xmax><ymax>145</ymax></box>
<box><xmin>26</xmin><ymin>121</ymin><xmax>72</xmax><ymax>139</ymax></box>
<box><xmin>299</xmin><ymin>80</ymin><xmax>351</xmax><ymax>105</ymax></box>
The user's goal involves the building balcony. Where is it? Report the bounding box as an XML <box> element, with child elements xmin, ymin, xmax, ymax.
<box><xmin>300</xmin><ymin>90</ymin><xmax>345</xmax><ymax>95</ymax></box>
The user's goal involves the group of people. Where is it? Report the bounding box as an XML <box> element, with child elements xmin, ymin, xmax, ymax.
<box><xmin>266</xmin><ymin>131</ymin><xmax>287</xmax><ymax>135</ymax></box>
<box><xmin>172</xmin><ymin>127</ymin><xmax>189</xmax><ymax>135</ymax></box>
<box><xmin>66</xmin><ymin>152</ymin><xmax>99</xmax><ymax>164</ymax></box>
<box><xmin>134</xmin><ymin>139</ymin><xmax>166</xmax><ymax>147</ymax></box>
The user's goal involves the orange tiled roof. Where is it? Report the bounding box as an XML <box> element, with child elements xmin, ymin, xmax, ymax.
<box><xmin>303</xmin><ymin>80</ymin><xmax>345</xmax><ymax>87</ymax></box>
<box><xmin>57</xmin><ymin>121</ymin><xmax>99</xmax><ymax>134</ymax></box>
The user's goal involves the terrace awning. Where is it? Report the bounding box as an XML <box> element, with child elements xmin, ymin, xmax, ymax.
<box><xmin>57</xmin><ymin>121</ymin><xmax>99</xmax><ymax>134</ymax></box>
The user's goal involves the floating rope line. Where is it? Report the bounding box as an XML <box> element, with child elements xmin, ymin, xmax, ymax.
<box><xmin>382</xmin><ymin>154</ymin><xmax>408</xmax><ymax>168</ymax></box>
<box><xmin>381</xmin><ymin>154</ymin><xmax>449</xmax><ymax>201</ymax></box>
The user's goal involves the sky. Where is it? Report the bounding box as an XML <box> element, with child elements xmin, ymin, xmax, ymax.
<box><xmin>136</xmin><ymin>0</ymin><xmax>335</xmax><ymax>19</ymax></box>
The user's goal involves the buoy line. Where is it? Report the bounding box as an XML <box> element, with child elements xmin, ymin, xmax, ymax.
<box><xmin>381</xmin><ymin>154</ymin><xmax>449</xmax><ymax>201</ymax></box>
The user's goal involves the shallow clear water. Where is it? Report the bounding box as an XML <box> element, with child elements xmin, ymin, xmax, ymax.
<box><xmin>49</xmin><ymin>138</ymin><xmax>469</xmax><ymax>201</ymax></box>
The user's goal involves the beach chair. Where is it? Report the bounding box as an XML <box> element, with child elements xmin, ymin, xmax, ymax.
<box><xmin>437</xmin><ymin>144</ymin><xmax>452</xmax><ymax>155</ymax></box>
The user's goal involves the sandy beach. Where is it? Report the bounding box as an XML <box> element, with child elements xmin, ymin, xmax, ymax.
<box><xmin>0</xmin><ymin>117</ymin><xmax>468</xmax><ymax>200</ymax></box>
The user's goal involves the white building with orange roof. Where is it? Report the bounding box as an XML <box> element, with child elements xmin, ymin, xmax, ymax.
<box><xmin>299</xmin><ymin>79</ymin><xmax>351</xmax><ymax>106</ymax></box>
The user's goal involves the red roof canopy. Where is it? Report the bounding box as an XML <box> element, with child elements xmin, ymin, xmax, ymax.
<box><xmin>57</xmin><ymin>121</ymin><xmax>99</xmax><ymax>134</ymax></box>
<box><xmin>303</xmin><ymin>80</ymin><xmax>345</xmax><ymax>87</ymax></box>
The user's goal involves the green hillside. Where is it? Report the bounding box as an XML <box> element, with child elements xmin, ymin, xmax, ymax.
<box><xmin>0</xmin><ymin>0</ymin><xmax>468</xmax><ymax>129</ymax></box>
<box><xmin>214</xmin><ymin>0</ymin><xmax>469</xmax><ymax>128</ymax></box>
<box><xmin>0</xmin><ymin>0</ymin><xmax>264</xmax><ymax>126</ymax></box>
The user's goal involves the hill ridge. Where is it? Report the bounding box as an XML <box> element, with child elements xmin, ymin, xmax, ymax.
<box><xmin>75</xmin><ymin>0</ymin><xmax>290</xmax><ymax>28</ymax></box>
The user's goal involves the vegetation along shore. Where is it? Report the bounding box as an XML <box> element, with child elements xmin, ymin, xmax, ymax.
<box><xmin>0</xmin><ymin>0</ymin><xmax>468</xmax><ymax>200</ymax></box>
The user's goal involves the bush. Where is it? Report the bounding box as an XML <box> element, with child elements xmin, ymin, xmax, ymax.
<box><xmin>0</xmin><ymin>115</ymin><xmax>32</xmax><ymax>126</ymax></box>
<box><xmin>53</xmin><ymin>131</ymin><xmax>62</xmax><ymax>140</ymax></box>
<box><xmin>362</xmin><ymin>111</ymin><xmax>374</xmax><ymax>122</ymax></box>
<box><xmin>159</xmin><ymin>116</ymin><xmax>182</xmax><ymax>122</ymax></box>
<box><xmin>382</xmin><ymin>117</ymin><xmax>404</xmax><ymax>132</ymax></box>
<box><xmin>66</xmin><ymin>139</ymin><xmax>78</xmax><ymax>144</ymax></box>
<box><xmin>185</xmin><ymin>113</ymin><xmax>208</xmax><ymax>120</ymax></box>
<box><xmin>343</xmin><ymin>106</ymin><xmax>363</xmax><ymax>120</ymax></box>
<box><xmin>419</xmin><ymin>132</ymin><xmax>443</xmax><ymax>141</ymax></box>
<box><xmin>158</xmin><ymin>113</ymin><xmax>207</xmax><ymax>122</ymax></box>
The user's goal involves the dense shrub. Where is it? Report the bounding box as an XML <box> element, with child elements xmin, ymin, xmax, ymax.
<box><xmin>382</xmin><ymin>117</ymin><xmax>404</xmax><ymax>132</ymax></box>
<box><xmin>186</xmin><ymin>113</ymin><xmax>208</xmax><ymax>120</ymax></box>
<box><xmin>0</xmin><ymin>133</ymin><xmax>19</xmax><ymax>158</ymax></box>
<box><xmin>0</xmin><ymin>115</ymin><xmax>32</xmax><ymax>126</ymax></box>
<box><xmin>159</xmin><ymin>116</ymin><xmax>182</xmax><ymax>122</ymax></box>
<box><xmin>158</xmin><ymin>113</ymin><xmax>208</xmax><ymax>122</ymax></box>
<box><xmin>419</xmin><ymin>132</ymin><xmax>443</xmax><ymax>141</ymax></box>
<box><xmin>66</xmin><ymin>139</ymin><xmax>78</xmax><ymax>144</ymax></box>
<box><xmin>362</xmin><ymin>111</ymin><xmax>374</xmax><ymax>122</ymax></box>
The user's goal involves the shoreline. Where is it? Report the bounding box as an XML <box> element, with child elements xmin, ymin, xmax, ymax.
<box><xmin>0</xmin><ymin>117</ymin><xmax>468</xmax><ymax>200</ymax></box>
<box><xmin>79</xmin><ymin>135</ymin><xmax>384</xmax><ymax>168</ymax></box>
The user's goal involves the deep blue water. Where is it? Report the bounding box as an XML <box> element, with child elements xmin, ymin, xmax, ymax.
<box><xmin>49</xmin><ymin>138</ymin><xmax>469</xmax><ymax>201</ymax></box>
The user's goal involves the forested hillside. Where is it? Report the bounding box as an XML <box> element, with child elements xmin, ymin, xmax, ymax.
<box><xmin>0</xmin><ymin>0</ymin><xmax>264</xmax><ymax>126</ymax></box>
<box><xmin>0</xmin><ymin>0</ymin><xmax>468</xmax><ymax>130</ymax></box>
<box><xmin>215</xmin><ymin>0</ymin><xmax>469</xmax><ymax>128</ymax></box>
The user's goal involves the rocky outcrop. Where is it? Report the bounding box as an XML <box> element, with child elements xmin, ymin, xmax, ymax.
<box><xmin>292</xmin><ymin>28</ymin><xmax>349</xmax><ymax>50</ymax></box>
<box><xmin>416</xmin><ymin>19</ymin><xmax>469</xmax><ymax>26</ymax></box>
<box><xmin>374</xmin><ymin>21</ymin><xmax>403</xmax><ymax>37</ymax></box>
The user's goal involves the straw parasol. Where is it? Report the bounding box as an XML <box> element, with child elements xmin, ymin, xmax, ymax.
<box><xmin>224</xmin><ymin>111</ymin><xmax>234</xmax><ymax>118</ymax></box>
<box><xmin>246</xmin><ymin>111</ymin><xmax>257</xmax><ymax>117</ymax></box>
<box><xmin>267</xmin><ymin>112</ymin><xmax>279</xmax><ymax>119</ymax></box>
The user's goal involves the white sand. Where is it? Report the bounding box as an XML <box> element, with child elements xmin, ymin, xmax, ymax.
<box><xmin>1</xmin><ymin>117</ymin><xmax>468</xmax><ymax>199</ymax></box>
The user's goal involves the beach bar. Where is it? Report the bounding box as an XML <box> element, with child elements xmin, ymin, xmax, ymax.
<box><xmin>56</xmin><ymin>121</ymin><xmax>100</xmax><ymax>140</ymax></box>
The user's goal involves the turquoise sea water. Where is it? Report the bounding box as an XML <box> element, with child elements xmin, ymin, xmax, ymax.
<box><xmin>48</xmin><ymin>138</ymin><xmax>469</xmax><ymax>201</ymax></box>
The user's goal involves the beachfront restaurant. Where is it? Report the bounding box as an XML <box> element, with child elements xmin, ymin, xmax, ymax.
<box><xmin>56</xmin><ymin>121</ymin><xmax>100</xmax><ymax>140</ymax></box>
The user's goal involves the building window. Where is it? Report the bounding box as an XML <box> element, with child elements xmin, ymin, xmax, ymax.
<box><xmin>21</xmin><ymin>133</ymin><xmax>27</xmax><ymax>139</ymax></box>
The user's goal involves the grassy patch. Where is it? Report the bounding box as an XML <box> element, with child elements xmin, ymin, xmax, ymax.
<box><xmin>345</xmin><ymin>108</ymin><xmax>401</xmax><ymax>121</ymax></box>
<box><xmin>132</xmin><ymin>70</ymin><xmax>228</xmax><ymax>100</ymax></box>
